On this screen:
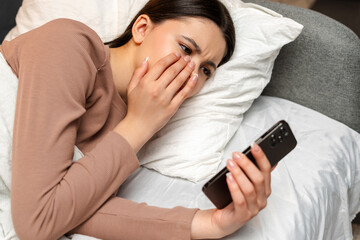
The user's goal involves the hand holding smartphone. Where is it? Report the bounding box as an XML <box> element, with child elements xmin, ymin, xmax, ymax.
<box><xmin>202</xmin><ymin>120</ymin><xmax>297</xmax><ymax>209</ymax></box>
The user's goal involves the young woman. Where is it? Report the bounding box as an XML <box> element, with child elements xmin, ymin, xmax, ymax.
<box><xmin>0</xmin><ymin>0</ymin><xmax>272</xmax><ymax>239</ymax></box>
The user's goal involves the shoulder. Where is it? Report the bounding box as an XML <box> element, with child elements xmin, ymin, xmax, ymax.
<box><xmin>1</xmin><ymin>18</ymin><xmax>110</xmax><ymax>99</ymax></box>
<box><xmin>42</xmin><ymin>18</ymin><xmax>101</xmax><ymax>42</ymax></box>
<box><xmin>23</xmin><ymin>18</ymin><xmax>107</xmax><ymax>69</ymax></box>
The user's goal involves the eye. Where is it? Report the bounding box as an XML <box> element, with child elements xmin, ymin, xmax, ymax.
<box><xmin>201</xmin><ymin>66</ymin><xmax>212</xmax><ymax>78</ymax></box>
<box><xmin>180</xmin><ymin>43</ymin><xmax>192</xmax><ymax>55</ymax></box>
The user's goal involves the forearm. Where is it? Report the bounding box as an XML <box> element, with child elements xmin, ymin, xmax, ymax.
<box><xmin>11</xmin><ymin>132</ymin><xmax>139</xmax><ymax>240</ymax></box>
<box><xmin>68</xmin><ymin>197</ymin><xmax>199</xmax><ymax>240</ymax></box>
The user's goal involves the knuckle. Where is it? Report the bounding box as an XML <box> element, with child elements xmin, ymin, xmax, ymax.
<box><xmin>257</xmin><ymin>199</ymin><xmax>267</xmax><ymax>210</ymax></box>
<box><xmin>263</xmin><ymin>163</ymin><xmax>272</xmax><ymax>172</ymax></box>
<box><xmin>177</xmin><ymin>90</ymin><xmax>188</xmax><ymax>100</ymax></box>
<box><xmin>266</xmin><ymin>188</ymin><xmax>272</xmax><ymax>197</ymax></box>
<box><xmin>167</xmin><ymin>104</ymin><xmax>177</xmax><ymax>115</ymax></box>
<box><xmin>261</xmin><ymin>200</ymin><xmax>268</xmax><ymax>209</ymax></box>
<box><xmin>173</xmin><ymin>77</ymin><xmax>183</xmax><ymax>88</ymax></box>
<box><xmin>177</xmin><ymin>65</ymin><xmax>192</xmax><ymax>79</ymax></box>
<box><xmin>165</xmin><ymin>110</ymin><xmax>173</xmax><ymax>119</ymax></box>
<box><xmin>138</xmin><ymin>79</ymin><xmax>146</xmax><ymax>88</ymax></box>
<box><xmin>252</xmin><ymin>208</ymin><xmax>259</xmax><ymax>216</ymax></box>
<box><xmin>184</xmin><ymin>64</ymin><xmax>194</xmax><ymax>74</ymax></box>
<box><xmin>185</xmin><ymin>66</ymin><xmax>194</xmax><ymax>77</ymax></box>
<box><xmin>235</xmin><ymin>198</ymin><xmax>246</xmax><ymax>208</ymax></box>
<box><xmin>254</xmin><ymin>175</ymin><xmax>265</xmax><ymax>185</ymax></box>
<box><xmin>244</xmin><ymin>213</ymin><xmax>252</xmax><ymax>222</ymax></box>
<box><xmin>176</xmin><ymin>69</ymin><xmax>187</xmax><ymax>79</ymax></box>
<box><xmin>135</xmin><ymin>65</ymin><xmax>144</xmax><ymax>74</ymax></box>
<box><xmin>132</xmin><ymin>69</ymin><xmax>140</xmax><ymax>78</ymax></box>
<box><xmin>255</xmin><ymin>150</ymin><xmax>266</xmax><ymax>161</ymax></box>
<box><xmin>244</xmin><ymin>187</ymin><xmax>256</xmax><ymax>197</ymax></box>
<box><xmin>246</xmin><ymin>211</ymin><xmax>253</xmax><ymax>219</ymax></box>
<box><xmin>159</xmin><ymin>96</ymin><xmax>168</xmax><ymax>106</ymax></box>
<box><xmin>151</xmin><ymin>88</ymin><xmax>160</xmax><ymax>97</ymax></box>
<box><xmin>158</xmin><ymin>59</ymin><xmax>169</xmax><ymax>69</ymax></box>
<box><xmin>168</xmin><ymin>67</ymin><xmax>178</xmax><ymax>76</ymax></box>
<box><xmin>242</xmin><ymin>159</ymin><xmax>252</xmax><ymax>169</ymax></box>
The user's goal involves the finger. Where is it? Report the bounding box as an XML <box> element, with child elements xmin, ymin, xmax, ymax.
<box><xmin>165</xmin><ymin>60</ymin><xmax>195</xmax><ymax>97</ymax></box>
<box><xmin>251</xmin><ymin>143</ymin><xmax>272</xmax><ymax>197</ymax></box>
<box><xmin>147</xmin><ymin>52</ymin><xmax>181</xmax><ymax>81</ymax></box>
<box><xmin>127</xmin><ymin>57</ymin><xmax>149</xmax><ymax>94</ymax></box>
<box><xmin>232</xmin><ymin>152</ymin><xmax>267</xmax><ymax>205</ymax></box>
<box><xmin>225</xmin><ymin>171</ymin><xmax>247</xmax><ymax>214</ymax></box>
<box><xmin>251</xmin><ymin>143</ymin><xmax>271</xmax><ymax>172</ymax></box>
<box><xmin>157</xmin><ymin>56</ymin><xmax>192</xmax><ymax>89</ymax></box>
<box><xmin>170</xmin><ymin>73</ymin><xmax>198</xmax><ymax>108</ymax></box>
<box><xmin>227</xmin><ymin>159</ymin><xmax>258</xmax><ymax>214</ymax></box>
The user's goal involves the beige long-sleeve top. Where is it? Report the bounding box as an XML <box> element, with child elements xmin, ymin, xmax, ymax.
<box><xmin>0</xmin><ymin>18</ymin><xmax>198</xmax><ymax>240</ymax></box>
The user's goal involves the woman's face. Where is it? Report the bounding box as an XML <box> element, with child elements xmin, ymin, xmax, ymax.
<box><xmin>135</xmin><ymin>16</ymin><xmax>227</xmax><ymax>97</ymax></box>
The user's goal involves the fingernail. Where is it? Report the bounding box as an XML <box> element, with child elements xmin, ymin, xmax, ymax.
<box><xmin>234</xmin><ymin>152</ymin><xmax>242</xmax><ymax>160</ymax></box>
<box><xmin>142</xmin><ymin>57</ymin><xmax>149</xmax><ymax>66</ymax></box>
<box><xmin>228</xmin><ymin>159</ymin><xmax>235</xmax><ymax>168</ymax></box>
<box><xmin>184</xmin><ymin>55</ymin><xmax>191</xmax><ymax>62</ymax></box>
<box><xmin>191</xmin><ymin>73</ymin><xmax>198</xmax><ymax>82</ymax></box>
<box><xmin>174</xmin><ymin>52</ymin><xmax>181</xmax><ymax>58</ymax></box>
<box><xmin>252</xmin><ymin>142</ymin><xmax>260</xmax><ymax>152</ymax></box>
<box><xmin>188</xmin><ymin>61</ymin><xmax>195</xmax><ymax>69</ymax></box>
<box><xmin>226</xmin><ymin>172</ymin><xmax>234</xmax><ymax>182</ymax></box>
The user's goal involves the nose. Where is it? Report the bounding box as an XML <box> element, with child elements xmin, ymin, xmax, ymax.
<box><xmin>190</xmin><ymin>56</ymin><xmax>200</xmax><ymax>75</ymax></box>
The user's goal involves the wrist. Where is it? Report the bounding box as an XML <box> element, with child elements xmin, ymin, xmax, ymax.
<box><xmin>113</xmin><ymin>116</ymin><xmax>150</xmax><ymax>153</ymax></box>
<box><xmin>191</xmin><ymin>209</ymin><xmax>223</xmax><ymax>239</ymax></box>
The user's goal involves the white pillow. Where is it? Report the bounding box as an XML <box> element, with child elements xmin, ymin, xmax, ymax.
<box><xmin>5</xmin><ymin>0</ymin><xmax>303</xmax><ymax>182</ymax></box>
<box><xmin>138</xmin><ymin>0</ymin><xmax>303</xmax><ymax>182</ymax></box>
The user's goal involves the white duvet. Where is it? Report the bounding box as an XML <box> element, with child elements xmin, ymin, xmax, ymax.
<box><xmin>114</xmin><ymin>96</ymin><xmax>360</xmax><ymax>240</ymax></box>
<box><xmin>1</xmin><ymin>50</ymin><xmax>359</xmax><ymax>239</ymax></box>
<box><xmin>67</xmin><ymin>96</ymin><xmax>360</xmax><ymax>240</ymax></box>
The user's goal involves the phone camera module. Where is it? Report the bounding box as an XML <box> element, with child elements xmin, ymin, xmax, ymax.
<box><xmin>270</xmin><ymin>134</ymin><xmax>277</xmax><ymax>147</ymax></box>
<box><xmin>280</xmin><ymin>126</ymin><xmax>290</xmax><ymax>137</ymax></box>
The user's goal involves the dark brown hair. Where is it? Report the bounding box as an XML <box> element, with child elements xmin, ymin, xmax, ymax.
<box><xmin>105</xmin><ymin>0</ymin><xmax>235</xmax><ymax>66</ymax></box>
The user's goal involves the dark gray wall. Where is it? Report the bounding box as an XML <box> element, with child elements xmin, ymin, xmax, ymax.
<box><xmin>0</xmin><ymin>0</ymin><xmax>23</xmax><ymax>42</ymax></box>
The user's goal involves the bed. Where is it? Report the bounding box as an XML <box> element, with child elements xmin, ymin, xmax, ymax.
<box><xmin>1</xmin><ymin>0</ymin><xmax>359</xmax><ymax>239</ymax></box>
<box><xmin>114</xmin><ymin>95</ymin><xmax>360</xmax><ymax>240</ymax></box>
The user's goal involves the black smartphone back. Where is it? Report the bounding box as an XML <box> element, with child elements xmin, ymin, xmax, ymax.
<box><xmin>202</xmin><ymin>120</ymin><xmax>297</xmax><ymax>209</ymax></box>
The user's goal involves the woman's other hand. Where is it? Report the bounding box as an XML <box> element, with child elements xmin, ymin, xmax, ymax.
<box><xmin>191</xmin><ymin>143</ymin><xmax>272</xmax><ymax>239</ymax></box>
<box><xmin>114</xmin><ymin>52</ymin><xmax>198</xmax><ymax>152</ymax></box>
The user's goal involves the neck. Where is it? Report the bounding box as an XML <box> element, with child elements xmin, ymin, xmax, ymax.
<box><xmin>109</xmin><ymin>41</ymin><xmax>136</xmax><ymax>103</ymax></box>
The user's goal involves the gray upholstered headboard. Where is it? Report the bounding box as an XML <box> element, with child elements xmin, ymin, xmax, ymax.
<box><xmin>1</xmin><ymin>0</ymin><xmax>359</xmax><ymax>132</ymax></box>
<box><xmin>245</xmin><ymin>0</ymin><xmax>360</xmax><ymax>133</ymax></box>
<box><xmin>0</xmin><ymin>0</ymin><xmax>22</xmax><ymax>42</ymax></box>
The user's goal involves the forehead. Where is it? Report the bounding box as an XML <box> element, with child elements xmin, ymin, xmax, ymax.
<box><xmin>155</xmin><ymin>17</ymin><xmax>227</xmax><ymax>65</ymax></box>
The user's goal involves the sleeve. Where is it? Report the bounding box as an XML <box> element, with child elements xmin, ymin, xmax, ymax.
<box><xmin>68</xmin><ymin>197</ymin><xmax>199</xmax><ymax>240</ymax></box>
<box><xmin>10</xmin><ymin>19</ymin><xmax>139</xmax><ymax>239</ymax></box>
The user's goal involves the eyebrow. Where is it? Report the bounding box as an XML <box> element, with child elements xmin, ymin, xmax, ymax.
<box><xmin>181</xmin><ymin>35</ymin><xmax>217</xmax><ymax>71</ymax></box>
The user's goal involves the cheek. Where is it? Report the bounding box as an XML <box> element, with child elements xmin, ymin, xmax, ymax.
<box><xmin>145</xmin><ymin>34</ymin><xmax>179</xmax><ymax>67</ymax></box>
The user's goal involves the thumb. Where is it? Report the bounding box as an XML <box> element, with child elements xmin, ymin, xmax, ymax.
<box><xmin>127</xmin><ymin>57</ymin><xmax>149</xmax><ymax>94</ymax></box>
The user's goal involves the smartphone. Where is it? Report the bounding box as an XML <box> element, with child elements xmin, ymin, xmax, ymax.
<box><xmin>202</xmin><ymin>120</ymin><xmax>297</xmax><ymax>209</ymax></box>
